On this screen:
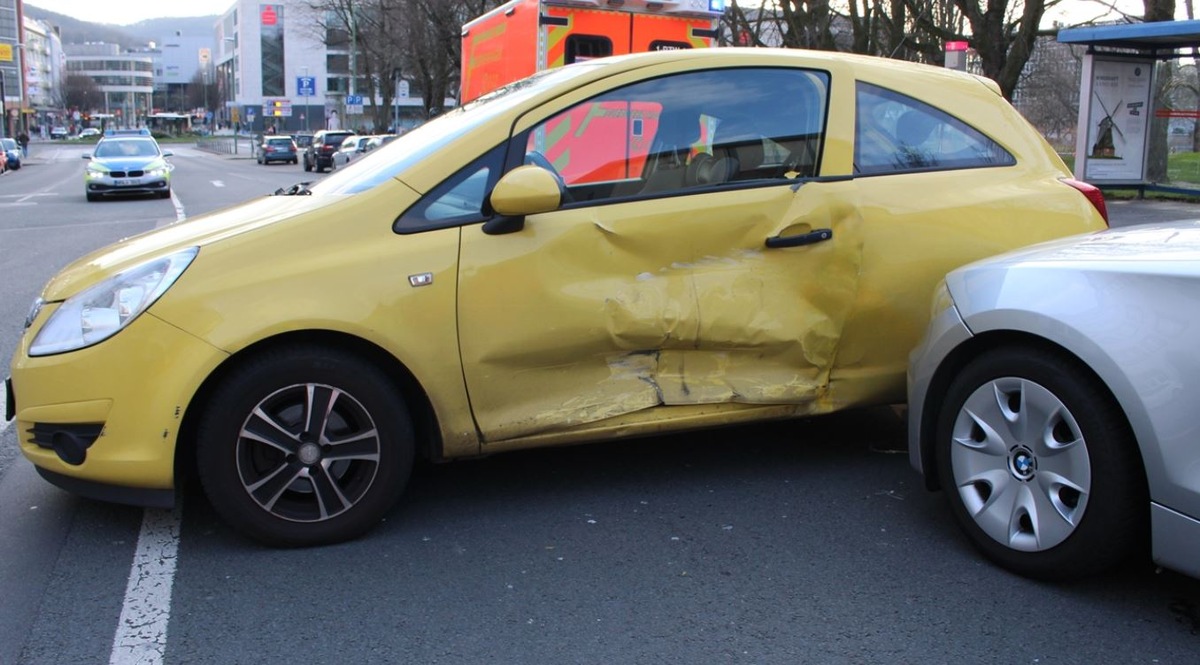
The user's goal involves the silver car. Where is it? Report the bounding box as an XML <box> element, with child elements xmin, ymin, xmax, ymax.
<box><xmin>908</xmin><ymin>221</ymin><xmax>1200</xmax><ymax>581</ymax></box>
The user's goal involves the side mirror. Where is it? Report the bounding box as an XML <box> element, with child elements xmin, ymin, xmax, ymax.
<box><xmin>81</xmin><ymin>154</ymin><xmax>92</xmax><ymax>160</ymax></box>
<box><xmin>162</xmin><ymin>150</ymin><xmax>174</xmax><ymax>157</ymax></box>
<box><xmin>488</xmin><ymin>165</ymin><xmax>563</xmax><ymax>217</ymax></box>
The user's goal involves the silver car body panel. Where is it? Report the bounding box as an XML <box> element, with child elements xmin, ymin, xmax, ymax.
<box><xmin>909</xmin><ymin>221</ymin><xmax>1200</xmax><ymax>578</ymax></box>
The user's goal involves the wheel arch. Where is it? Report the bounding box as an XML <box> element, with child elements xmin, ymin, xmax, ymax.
<box><xmin>916</xmin><ymin>330</ymin><xmax>1142</xmax><ymax>493</ymax></box>
<box><xmin>175</xmin><ymin>329</ymin><xmax>443</xmax><ymax>485</ymax></box>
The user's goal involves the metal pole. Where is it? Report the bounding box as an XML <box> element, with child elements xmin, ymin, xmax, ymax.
<box><xmin>0</xmin><ymin>71</ymin><xmax>7</xmax><ymax>138</ymax></box>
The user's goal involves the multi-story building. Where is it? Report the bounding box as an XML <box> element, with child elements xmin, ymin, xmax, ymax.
<box><xmin>215</xmin><ymin>0</ymin><xmax>432</xmax><ymax>134</ymax></box>
<box><xmin>215</xmin><ymin>0</ymin><xmax>330</xmax><ymax>133</ymax></box>
<box><xmin>0</xmin><ymin>0</ymin><xmax>23</xmax><ymax>137</ymax></box>
<box><xmin>152</xmin><ymin>30</ymin><xmax>216</xmax><ymax>116</ymax></box>
<box><xmin>23</xmin><ymin>15</ymin><xmax>65</xmax><ymax>135</ymax></box>
<box><xmin>65</xmin><ymin>43</ymin><xmax>153</xmax><ymax>128</ymax></box>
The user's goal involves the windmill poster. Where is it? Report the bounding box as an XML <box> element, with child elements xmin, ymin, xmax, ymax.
<box><xmin>1083</xmin><ymin>58</ymin><xmax>1152</xmax><ymax>182</ymax></box>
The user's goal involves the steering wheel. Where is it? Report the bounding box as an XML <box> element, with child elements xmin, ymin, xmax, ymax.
<box><xmin>524</xmin><ymin>151</ymin><xmax>572</xmax><ymax>202</ymax></box>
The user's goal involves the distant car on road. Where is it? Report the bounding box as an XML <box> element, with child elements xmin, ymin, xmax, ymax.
<box><xmin>332</xmin><ymin>135</ymin><xmax>373</xmax><ymax>167</ymax></box>
<box><xmin>0</xmin><ymin>137</ymin><xmax>21</xmax><ymax>171</ymax></box>
<box><xmin>909</xmin><ymin>221</ymin><xmax>1200</xmax><ymax>582</ymax></box>
<box><xmin>82</xmin><ymin>133</ymin><xmax>173</xmax><ymax>201</ymax></box>
<box><xmin>292</xmin><ymin>133</ymin><xmax>314</xmax><ymax>151</ymax></box>
<box><xmin>302</xmin><ymin>129</ymin><xmax>354</xmax><ymax>172</ymax></box>
<box><xmin>77</xmin><ymin>128</ymin><xmax>101</xmax><ymax>139</ymax></box>
<box><xmin>50</xmin><ymin>126</ymin><xmax>69</xmax><ymax>140</ymax></box>
<box><xmin>257</xmin><ymin>135</ymin><xmax>299</xmax><ymax>165</ymax></box>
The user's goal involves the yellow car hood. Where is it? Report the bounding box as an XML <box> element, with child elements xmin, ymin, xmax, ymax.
<box><xmin>41</xmin><ymin>194</ymin><xmax>341</xmax><ymax>302</ymax></box>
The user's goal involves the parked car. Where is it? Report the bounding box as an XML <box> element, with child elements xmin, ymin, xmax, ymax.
<box><xmin>332</xmin><ymin>135</ymin><xmax>373</xmax><ymax>167</ymax></box>
<box><xmin>908</xmin><ymin>221</ymin><xmax>1200</xmax><ymax>581</ymax></box>
<box><xmin>292</xmin><ymin>133</ymin><xmax>314</xmax><ymax>151</ymax></box>
<box><xmin>50</xmin><ymin>126</ymin><xmax>68</xmax><ymax>140</ymax></box>
<box><xmin>258</xmin><ymin>135</ymin><xmax>299</xmax><ymax>165</ymax></box>
<box><xmin>367</xmin><ymin>134</ymin><xmax>398</xmax><ymax>151</ymax></box>
<box><xmin>81</xmin><ymin>133</ymin><xmax>173</xmax><ymax>201</ymax></box>
<box><xmin>7</xmin><ymin>49</ymin><xmax>1107</xmax><ymax>547</ymax></box>
<box><xmin>0</xmin><ymin>137</ymin><xmax>20</xmax><ymax>170</ymax></box>
<box><xmin>78</xmin><ymin>127</ymin><xmax>101</xmax><ymax>139</ymax></box>
<box><xmin>302</xmin><ymin>129</ymin><xmax>354</xmax><ymax>172</ymax></box>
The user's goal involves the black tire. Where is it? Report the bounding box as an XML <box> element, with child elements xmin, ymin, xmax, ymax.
<box><xmin>86</xmin><ymin>192</ymin><xmax>100</xmax><ymax>202</ymax></box>
<box><xmin>158</xmin><ymin>188</ymin><xmax>171</xmax><ymax>199</ymax></box>
<box><xmin>935</xmin><ymin>346</ymin><xmax>1146</xmax><ymax>580</ymax></box>
<box><xmin>196</xmin><ymin>346</ymin><xmax>415</xmax><ymax>546</ymax></box>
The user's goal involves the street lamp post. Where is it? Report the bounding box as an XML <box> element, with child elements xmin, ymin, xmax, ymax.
<box><xmin>301</xmin><ymin>65</ymin><xmax>309</xmax><ymax>132</ymax></box>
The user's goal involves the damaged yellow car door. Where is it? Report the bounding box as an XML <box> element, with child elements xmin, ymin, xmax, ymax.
<box><xmin>456</xmin><ymin>65</ymin><xmax>862</xmax><ymax>444</ymax></box>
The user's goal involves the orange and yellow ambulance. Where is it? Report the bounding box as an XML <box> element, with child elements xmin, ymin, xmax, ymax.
<box><xmin>461</xmin><ymin>0</ymin><xmax>727</xmax><ymax>104</ymax></box>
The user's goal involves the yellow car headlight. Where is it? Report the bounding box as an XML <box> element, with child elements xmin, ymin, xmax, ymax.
<box><xmin>29</xmin><ymin>247</ymin><xmax>199</xmax><ymax>356</ymax></box>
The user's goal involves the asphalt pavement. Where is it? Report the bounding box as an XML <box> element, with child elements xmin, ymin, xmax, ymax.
<box><xmin>1108</xmin><ymin>197</ymin><xmax>1200</xmax><ymax>227</ymax></box>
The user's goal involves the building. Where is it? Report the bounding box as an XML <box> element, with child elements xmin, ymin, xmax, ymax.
<box><xmin>215</xmin><ymin>0</ymin><xmax>330</xmax><ymax>133</ymax></box>
<box><xmin>65</xmin><ymin>43</ymin><xmax>153</xmax><ymax>128</ymax></box>
<box><xmin>152</xmin><ymin>30</ymin><xmax>216</xmax><ymax>117</ymax></box>
<box><xmin>214</xmin><ymin>0</ymin><xmax>434</xmax><ymax>134</ymax></box>
<box><xmin>0</xmin><ymin>0</ymin><xmax>23</xmax><ymax>137</ymax></box>
<box><xmin>23</xmin><ymin>15</ymin><xmax>66</xmax><ymax>135</ymax></box>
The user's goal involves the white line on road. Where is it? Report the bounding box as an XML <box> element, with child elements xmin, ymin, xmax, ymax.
<box><xmin>211</xmin><ymin>180</ymin><xmax>226</xmax><ymax>188</ymax></box>
<box><xmin>169</xmin><ymin>189</ymin><xmax>186</xmax><ymax>226</ymax></box>
<box><xmin>0</xmin><ymin>381</ymin><xmax>9</xmax><ymax>434</ymax></box>
<box><xmin>109</xmin><ymin>507</ymin><xmax>182</xmax><ymax>665</ymax></box>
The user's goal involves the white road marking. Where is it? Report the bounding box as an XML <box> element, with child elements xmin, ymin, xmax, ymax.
<box><xmin>169</xmin><ymin>189</ymin><xmax>186</xmax><ymax>226</ymax></box>
<box><xmin>109</xmin><ymin>507</ymin><xmax>182</xmax><ymax>665</ymax></box>
<box><xmin>211</xmin><ymin>180</ymin><xmax>225</xmax><ymax>188</ymax></box>
<box><xmin>0</xmin><ymin>381</ymin><xmax>9</xmax><ymax>434</ymax></box>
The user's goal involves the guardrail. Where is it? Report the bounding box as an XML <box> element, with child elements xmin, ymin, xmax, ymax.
<box><xmin>196</xmin><ymin>136</ymin><xmax>251</xmax><ymax>157</ymax></box>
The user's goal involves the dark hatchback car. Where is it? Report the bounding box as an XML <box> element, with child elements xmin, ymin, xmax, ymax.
<box><xmin>258</xmin><ymin>136</ymin><xmax>299</xmax><ymax>165</ymax></box>
<box><xmin>303</xmin><ymin>130</ymin><xmax>354</xmax><ymax>173</ymax></box>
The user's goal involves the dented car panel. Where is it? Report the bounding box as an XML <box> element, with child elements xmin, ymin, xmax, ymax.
<box><xmin>458</xmin><ymin>180</ymin><xmax>864</xmax><ymax>442</ymax></box>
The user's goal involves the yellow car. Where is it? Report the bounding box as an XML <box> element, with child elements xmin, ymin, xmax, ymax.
<box><xmin>6</xmin><ymin>49</ymin><xmax>1107</xmax><ymax>546</ymax></box>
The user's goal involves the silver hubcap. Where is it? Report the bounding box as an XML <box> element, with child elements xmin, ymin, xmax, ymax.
<box><xmin>235</xmin><ymin>383</ymin><xmax>381</xmax><ymax>523</ymax></box>
<box><xmin>951</xmin><ymin>377</ymin><xmax>1091</xmax><ymax>552</ymax></box>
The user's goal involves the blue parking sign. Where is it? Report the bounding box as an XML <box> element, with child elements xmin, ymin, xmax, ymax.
<box><xmin>297</xmin><ymin>76</ymin><xmax>316</xmax><ymax>97</ymax></box>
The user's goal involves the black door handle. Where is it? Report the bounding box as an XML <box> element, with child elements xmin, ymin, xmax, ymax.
<box><xmin>765</xmin><ymin>228</ymin><xmax>833</xmax><ymax>249</ymax></box>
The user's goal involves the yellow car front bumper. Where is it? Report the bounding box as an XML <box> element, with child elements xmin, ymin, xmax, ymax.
<box><xmin>9</xmin><ymin>308</ymin><xmax>227</xmax><ymax>505</ymax></box>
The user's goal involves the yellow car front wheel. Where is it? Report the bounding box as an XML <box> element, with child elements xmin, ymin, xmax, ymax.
<box><xmin>196</xmin><ymin>345</ymin><xmax>415</xmax><ymax>546</ymax></box>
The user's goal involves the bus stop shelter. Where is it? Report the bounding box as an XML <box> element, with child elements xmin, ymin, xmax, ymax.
<box><xmin>1059</xmin><ymin>20</ymin><xmax>1200</xmax><ymax>195</ymax></box>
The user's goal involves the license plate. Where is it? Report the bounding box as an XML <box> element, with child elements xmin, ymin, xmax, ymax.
<box><xmin>113</xmin><ymin>178</ymin><xmax>140</xmax><ymax>187</ymax></box>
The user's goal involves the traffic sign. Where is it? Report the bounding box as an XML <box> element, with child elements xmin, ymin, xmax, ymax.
<box><xmin>346</xmin><ymin>94</ymin><xmax>364</xmax><ymax>115</ymax></box>
<box><xmin>297</xmin><ymin>76</ymin><xmax>316</xmax><ymax>96</ymax></box>
<box><xmin>263</xmin><ymin>98</ymin><xmax>292</xmax><ymax>117</ymax></box>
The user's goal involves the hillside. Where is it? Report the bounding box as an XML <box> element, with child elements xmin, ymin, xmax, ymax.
<box><xmin>24</xmin><ymin>5</ymin><xmax>218</xmax><ymax>48</ymax></box>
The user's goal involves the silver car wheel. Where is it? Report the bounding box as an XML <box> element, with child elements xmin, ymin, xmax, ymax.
<box><xmin>235</xmin><ymin>382</ymin><xmax>382</xmax><ymax>524</ymax></box>
<box><xmin>950</xmin><ymin>377</ymin><xmax>1091</xmax><ymax>553</ymax></box>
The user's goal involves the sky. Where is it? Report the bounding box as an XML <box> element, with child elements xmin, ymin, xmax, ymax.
<box><xmin>25</xmin><ymin>0</ymin><xmax>234</xmax><ymax>26</ymax></box>
<box><xmin>21</xmin><ymin>0</ymin><xmax>1197</xmax><ymax>28</ymax></box>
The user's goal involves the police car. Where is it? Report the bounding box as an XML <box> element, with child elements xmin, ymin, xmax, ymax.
<box><xmin>82</xmin><ymin>129</ymin><xmax>174</xmax><ymax>201</ymax></box>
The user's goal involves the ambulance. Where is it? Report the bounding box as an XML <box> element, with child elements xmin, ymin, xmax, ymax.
<box><xmin>461</xmin><ymin>0</ymin><xmax>727</xmax><ymax>104</ymax></box>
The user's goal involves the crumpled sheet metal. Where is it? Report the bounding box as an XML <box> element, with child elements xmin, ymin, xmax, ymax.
<box><xmin>463</xmin><ymin>183</ymin><xmax>864</xmax><ymax>443</ymax></box>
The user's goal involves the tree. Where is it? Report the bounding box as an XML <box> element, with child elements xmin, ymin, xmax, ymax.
<box><xmin>301</xmin><ymin>0</ymin><xmax>507</xmax><ymax>128</ymax></box>
<box><xmin>187</xmin><ymin>69</ymin><xmax>219</xmax><ymax>116</ymax></box>
<box><xmin>64</xmin><ymin>74</ymin><xmax>103</xmax><ymax>115</ymax></box>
